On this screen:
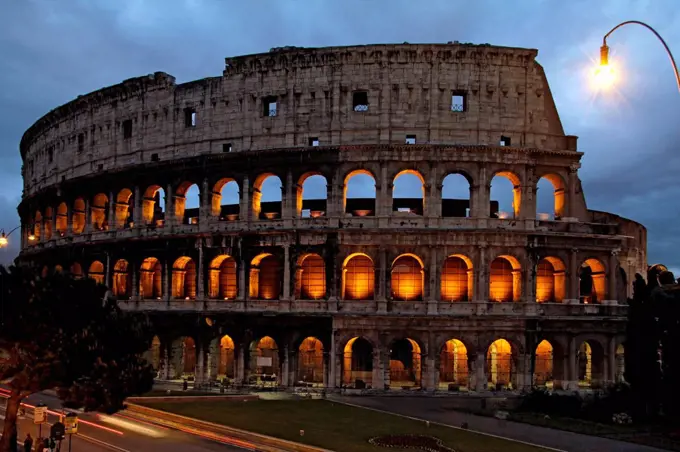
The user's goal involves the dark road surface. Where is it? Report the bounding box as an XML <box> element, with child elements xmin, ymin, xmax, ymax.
<box><xmin>1</xmin><ymin>390</ymin><xmax>251</xmax><ymax>452</ymax></box>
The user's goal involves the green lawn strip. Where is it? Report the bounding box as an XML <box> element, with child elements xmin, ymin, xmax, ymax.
<box><xmin>140</xmin><ymin>399</ymin><xmax>551</xmax><ymax>452</ymax></box>
<box><xmin>140</xmin><ymin>389</ymin><xmax>228</xmax><ymax>397</ymax></box>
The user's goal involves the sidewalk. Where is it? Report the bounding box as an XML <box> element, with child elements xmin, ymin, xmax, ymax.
<box><xmin>329</xmin><ymin>395</ymin><xmax>668</xmax><ymax>452</ymax></box>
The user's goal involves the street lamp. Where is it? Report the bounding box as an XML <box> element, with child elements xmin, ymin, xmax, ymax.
<box><xmin>595</xmin><ymin>20</ymin><xmax>680</xmax><ymax>93</ymax></box>
<box><xmin>0</xmin><ymin>226</ymin><xmax>31</xmax><ymax>249</ymax></box>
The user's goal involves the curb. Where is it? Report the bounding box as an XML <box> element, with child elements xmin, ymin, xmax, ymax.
<box><xmin>125</xmin><ymin>402</ymin><xmax>333</xmax><ymax>452</ymax></box>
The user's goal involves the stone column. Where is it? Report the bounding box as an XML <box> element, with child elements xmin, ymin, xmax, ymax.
<box><xmin>105</xmin><ymin>252</ymin><xmax>111</xmax><ymax>288</ymax></box>
<box><xmin>516</xmin><ymin>353</ymin><xmax>532</xmax><ymax>391</ymax></box>
<box><xmin>281</xmin><ymin>345</ymin><xmax>290</xmax><ymax>387</ymax></box>
<box><xmin>236</xmin><ymin>345</ymin><xmax>246</xmax><ymax>385</ymax></box>
<box><xmin>470</xmin><ymin>352</ymin><xmax>486</xmax><ymax>391</ymax></box>
<box><xmin>238</xmin><ymin>256</ymin><xmax>247</xmax><ymax>300</ymax></box>
<box><xmin>200</xmin><ymin>178</ymin><xmax>210</xmax><ymax>225</ymax></box>
<box><xmin>108</xmin><ymin>190</ymin><xmax>115</xmax><ymax>230</ymax></box>
<box><xmin>131</xmin><ymin>259</ymin><xmax>139</xmax><ymax>301</ymax></box>
<box><xmin>83</xmin><ymin>198</ymin><xmax>91</xmax><ymax>233</ymax></box>
<box><xmin>607</xmin><ymin>249</ymin><xmax>620</xmax><ymax>304</ymax></box>
<box><xmin>240</xmin><ymin>175</ymin><xmax>250</xmax><ymax>222</ymax></box>
<box><xmin>607</xmin><ymin>336</ymin><xmax>617</xmax><ymax>383</ymax></box>
<box><xmin>283</xmin><ymin>245</ymin><xmax>291</xmax><ymax>300</ymax></box>
<box><xmin>165</xmin><ymin>183</ymin><xmax>174</xmax><ymax>227</ymax></box>
<box><xmin>428</xmin><ymin>247</ymin><xmax>439</xmax><ymax>314</ymax></box>
<box><xmin>132</xmin><ymin>186</ymin><xmax>142</xmax><ymax>227</ymax></box>
<box><xmin>568</xmin><ymin>164</ymin><xmax>580</xmax><ymax>218</ymax></box>
<box><xmin>566</xmin><ymin>336</ymin><xmax>578</xmax><ymax>390</ymax></box>
<box><xmin>197</xmin><ymin>239</ymin><xmax>205</xmax><ymax>300</ymax></box>
<box><xmin>524</xmin><ymin>252</ymin><xmax>536</xmax><ymax>303</ymax></box>
<box><xmin>474</xmin><ymin>244</ymin><xmax>488</xmax><ymax>301</ymax></box>
<box><xmin>426</xmin><ymin>165</ymin><xmax>441</xmax><ymax>218</ymax></box>
<box><xmin>195</xmin><ymin>345</ymin><xmax>206</xmax><ymax>385</ymax></box>
<box><xmin>329</xmin><ymin>332</ymin><xmax>338</xmax><ymax>389</ymax></box>
<box><xmin>472</xmin><ymin>164</ymin><xmax>489</xmax><ymax>219</ymax></box>
<box><xmin>379</xmin><ymin>166</ymin><xmax>390</xmax><ymax>217</ymax></box>
<box><xmin>66</xmin><ymin>202</ymin><xmax>73</xmax><ymax>236</ymax></box>
<box><xmin>323</xmin><ymin>352</ymin><xmax>329</xmax><ymax>389</ymax></box>
<box><xmin>163</xmin><ymin>259</ymin><xmax>171</xmax><ymax>301</ymax></box>
<box><xmin>566</xmin><ymin>248</ymin><xmax>580</xmax><ymax>303</ymax></box>
<box><xmin>377</xmin><ymin>248</ymin><xmax>387</xmax><ymax>312</ymax></box>
<box><xmin>283</xmin><ymin>170</ymin><xmax>294</xmax><ymax>224</ymax></box>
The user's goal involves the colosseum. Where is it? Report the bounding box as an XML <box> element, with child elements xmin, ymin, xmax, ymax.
<box><xmin>16</xmin><ymin>43</ymin><xmax>646</xmax><ymax>393</ymax></box>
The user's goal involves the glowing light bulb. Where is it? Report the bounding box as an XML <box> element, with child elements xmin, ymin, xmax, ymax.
<box><xmin>594</xmin><ymin>64</ymin><xmax>616</xmax><ymax>89</ymax></box>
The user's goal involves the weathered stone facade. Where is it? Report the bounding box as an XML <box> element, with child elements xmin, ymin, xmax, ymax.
<box><xmin>17</xmin><ymin>43</ymin><xmax>645</xmax><ymax>392</ymax></box>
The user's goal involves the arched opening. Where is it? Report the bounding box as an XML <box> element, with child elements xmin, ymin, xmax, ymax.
<box><xmin>113</xmin><ymin>259</ymin><xmax>131</xmax><ymax>299</ymax></box>
<box><xmin>441</xmin><ymin>255</ymin><xmax>473</xmax><ymax>301</ymax></box>
<box><xmin>342</xmin><ymin>253</ymin><xmax>375</xmax><ymax>300</ymax></box>
<box><xmin>616</xmin><ymin>344</ymin><xmax>625</xmax><ymax>383</ymax></box>
<box><xmin>489</xmin><ymin>255</ymin><xmax>521</xmax><ymax>302</ymax></box>
<box><xmin>218</xmin><ymin>335</ymin><xmax>235</xmax><ymax>378</ymax></box>
<box><xmin>140</xmin><ymin>257</ymin><xmax>162</xmax><ymax>299</ymax></box>
<box><xmin>534</xmin><ymin>340</ymin><xmax>554</xmax><ymax>387</ymax></box>
<box><xmin>142</xmin><ymin>185</ymin><xmax>165</xmax><ymax>227</ymax></box>
<box><xmin>297</xmin><ymin>173</ymin><xmax>328</xmax><ymax>218</ymax></box>
<box><xmin>536</xmin><ymin>257</ymin><xmax>566</xmax><ymax>302</ymax></box>
<box><xmin>487</xmin><ymin>339</ymin><xmax>513</xmax><ymax>390</ymax></box>
<box><xmin>43</xmin><ymin>207</ymin><xmax>53</xmax><ymax>240</ymax></box>
<box><xmin>298</xmin><ymin>337</ymin><xmax>324</xmax><ymax>385</ymax></box>
<box><xmin>90</xmin><ymin>193</ymin><xmax>109</xmax><ymax>231</ymax></box>
<box><xmin>253</xmin><ymin>174</ymin><xmax>282</xmax><ymax>220</ymax></box>
<box><xmin>115</xmin><ymin>188</ymin><xmax>134</xmax><ymax>229</ymax></box>
<box><xmin>344</xmin><ymin>170</ymin><xmax>376</xmax><ymax>216</ymax></box>
<box><xmin>33</xmin><ymin>211</ymin><xmax>42</xmax><ymax>242</ymax></box>
<box><xmin>391</xmin><ymin>254</ymin><xmax>424</xmax><ymax>301</ymax></box>
<box><xmin>439</xmin><ymin>339</ymin><xmax>469</xmax><ymax>390</ymax></box>
<box><xmin>490</xmin><ymin>171</ymin><xmax>521</xmax><ymax>219</ymax></box>
<box><xmin>392</xmin><ymin>170</ymin><xmax>424</xmax><ymax>216</ymax></box>
<box><xmin>577</xmin><ymin>340</ymin><xmax>605</xmax><ymax>387</ymax></box>
<box><xmin>150</xmin><ymin>336</ymin><xmax>161</xmax><ymax>371</ymax></box>
<box><xmin>175</xmin><ymin>182</ymin><xmax>200</xmax><ymax>225</ymax></box>
<box><xmin>172</xmin><ymin>256</ymin><xmax>196</xmax><ymax>299</ymax></box>
<box><xmin>580</xmin><ymin>258</ymin><xmax>606</xmax><ymax>303</ymax></box>
<box><xmin>56</xmin><ymin>202</ymin><xmax>68</xmax><ymax>236</ymax></box>
<box><xmin>536</xmin><ymin>174</ymin><xmax>565</xmax><ymax>220</ymax></box>
<box><xmin>183</xmin><ymin>337</ymin><xmax>197</xmax><ymax>374</ymax></box>
<box><xmin>212</xmin><ymin>178</ymin><xmax>240</xmax><ymax>221</ymax></box>
<box><xmin>249</xmin><ymin>336</ymin><xmax>279</xmax><ymax>384</ymax></box>
<box><xmin>250</xmin><ymin>254</ymin><xmax>281</xmax><ymax>300</ymax></box>
<box><xmin>72</xmin><ymin>198</ymin><xmax>86</xmax><ymax>234</ymax></box>
<box><xmin>209</xmin><ymin>255</ymin><xmax>237</xmax><ymax>300</ymax></box>
<box><xmin>389</xmin><ymin>338</ymin><xmax>422</xmax><ymax>388</ymax></box>
<box><xmin>343</xmin><ymin>337</ymin><xmax>373</xmax><ymax>387</ymax></box>
<box><xmin>88</xmin><ymin>261</ymin><xmax>105</xmax><ymax>285</ymax></box>
<box><xmin>54</xmin><ymin>265</ymin><xmax>64</xmax><ymax>274</ymax></box>
<box><xmin>296</xmin><ymin>253</ymin><xmax>326</xmax><ymax>300</ymax></box>
<box><xmin>70</xmin><ymin>262</ymin><xmax>83</xmax><ymax>279</ymax></box>
<box><xmin>442</xmin><ymin>173</ymin><xmax>472</xmax><ymax>217</ymax></box>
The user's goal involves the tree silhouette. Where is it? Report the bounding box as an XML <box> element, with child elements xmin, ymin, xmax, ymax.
<box><xmin>0</xmin><ymin>266</ymin><xmax>155</xmax><ymax>452</ymax></box>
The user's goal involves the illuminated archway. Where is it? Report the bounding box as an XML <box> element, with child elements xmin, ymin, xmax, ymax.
<box><xmin>489</xmin><ymin>255</ymin><xmax>521</xmax><ymax>302</ymax></box>
<box><xmin>140</xmin><ymin>257</ymin><xmax>162</xmax><ymax>299</ymax></box>
<box><xmin>343</xmin><ymin>337</ymin><xmax>373</xmax><ymax>387</ymax></box>
<box><xmin>580</xmin><ymin>258</ymin><xmax>606</xmax><ymax>303</ymax></box>
<box><xmin>142</xmin><ymin>185</ymin><xmax>165</xmax><ymax>226</ymax></box>
<box><xmin>113</xmin><ymin>259</ymin><xmax>131</xmax><ymax>298</ymax></box>
<box><xmin>115</xmin><ymin>188</ymin><xmax>133</xmax><ymax>228</ymax></box>
<box><xmin>43</xmin><ymin>207</ymin><xmax>53</xmax><ymax>240</ymax></box>
<box><xmin>389</xmin><ymin>338</ymin><xmax>422</xmax><ymax>388</ymax></box>
<box><xmin>70</xmin><ymin>262</ymin><xmax>83</xmax><ymax>279</ymax></box>
<box><xmin>439</xmin><ymin>339</ymin><xmax>469</xmax><ymax>389</ymax></box>
<box><xmin>536</xmin><ymin>174</ymin><xmax>566</xmax><ymax>220</ymax></box>
<box><xmin>392</xmin><ymin>170</ymin><xmax>425</xmax><ymax>216</ymax></box>
<box><xmin>212</xmin><ymin>178</ymin><xmax>239</xmax><ymax>220</ymax></box>
<box><xmin>172</xmin><ymin>256</ymin><xmax>196</xmax><ymax>299</ymax></box>
<box><xmin>441</xmin><ymin>255</ymin><xmax>473</xmax><ymax>301</ymax></box>
<box><xmin>297</xmin><ymin>173</ymin><xmax>328</xmax><ymax>218</ymax></box>
<box><xmin>250</xmin><ymin>336</ymin><xmax>279</xmax><ymax>380</ymax></box>
<box><xmin>442</xmin><ymin>173</ymin><xmax>472</xmax><ymax>218</ymax></box>
<box><xmin>56</xmin><ymin>202</ymin><xmax>68</xmax><ymax>236</ymax></box>
<box><xmin>88</xmin><ymin>261</ymin><xmax>105</xmax><ymax>285</ymax></box>
<box><xmin>175</xmin><ymin>181</ymin><xmax>200</xmax><ymax>225</ymax></box>
<box><xmin>253</xmin><ymin>173</ymin><xmax>282</xmax><ymax>220</ymax></box>
<box><xmin>536</xmin><ymin>257</ymin><xmax>566</xmax><ymax>302</ymax></box>
<box><xmin>90</xmin><ymin>193</ymin><xmax>109</xmax><ymax>231</ymax></box>
<box><xmin>344</xmin><ymin>170</ymin><xmax>376</xmax><ymax>216</ymax></box>
<box><xmin>487</xmin><ymin>339</ymin><xmax>513</xmax><ymax>389</ymax></box>
<box><xmin>296</xmin><ymin>253</ymin><xmax>326</xmax><ymax>300</ymax></box>
<box><xmin>183</xmin><ymin>337</ymin><xmax>197</xmax><ymax>374</ymax></box>
<box><xmin>150</xmin><ymin>336</ymin><xmax>161</xmax><ymax>370</ymax></box>
<box><xmin>33</xmin><ymin>211</ymin><xmax>42</xmax><ymax>242</ymax></box>
<box><xmin>298</xmin><ymin>337</ymin><xmax>324</xmax><ymax>384</ymax></box>
<box><xmin>391</xmin><ymin>254</ymin><xmax>424</xmax><ymax>301</ymax></box>
<box><xmin>577</xmin><ymin>340</ymin><xmax>605</xmax><ymax>387</ymax></box>
<box><xmin>209</xmin><ymin>255</ymin><xmax>237</xmax><ymax>299</ymax></box>
<box><xmin>218</xmin><ymin>335</ymin><xmax>235</xmax><ymax>378</ymax></box>
<box><xmin>534</xmin><ymin>340</ymin><xmax>553</xmax><ymax>386</ymax></box>
<box><xmin>616</xmin><ymin>344</ymin><xmax>625</xmax><ymax>383</ymax></box>
<box><xmin>490</xmin><ymin>171</ymin><xmax>521</xmax><ymax>219</ymax></box>
<box><xmin>72</xmin><ymin>198</ymin><xmax>86</xmax><ymax>234</ymax></box>
<box><xmin>342</xmin><ymin>253</ymin><xmax>374</xmax><ymax>300</ymax></box>
<box><xmin>250</xmin><ymin>254</ymin><xmax>281</xmax><ymax>300</ymax></box>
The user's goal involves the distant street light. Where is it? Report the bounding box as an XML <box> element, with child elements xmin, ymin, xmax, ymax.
<box><xmin>595</xmin><ymin>20</ymin><xmax>680</xmax><ymax>93</ymax></box>
<box><xmin>0</xmin><ymin>226</ymin><xmax>32</xmax><ymax>249</ymax></box>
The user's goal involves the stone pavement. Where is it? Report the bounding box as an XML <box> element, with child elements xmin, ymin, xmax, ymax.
<box><xmin>329</xmin><ymin>395</ymin><xmax>668</xmax><ymax>452</ymax></box>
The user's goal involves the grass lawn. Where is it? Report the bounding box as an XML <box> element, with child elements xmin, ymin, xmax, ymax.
<box><xmin>141</xmin><ymin>399</ymin><xmax>551</xmax><ymax>452</ymax></box>
<box><xmin>139</xmin><ymin>389</ymin><xmax>230</xmax><ymax>397</ymax></box>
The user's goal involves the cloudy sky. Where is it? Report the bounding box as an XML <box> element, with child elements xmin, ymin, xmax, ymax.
<box><xmin>1</xmin><ymin>0</ymin><xmax>679</xmax><ymax>274</ymax></box>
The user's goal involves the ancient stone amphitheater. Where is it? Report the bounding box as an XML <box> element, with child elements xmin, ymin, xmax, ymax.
<box><xmin>17</xmin><ymin>43</ymin><xmax>646</xmax><ymax>392</ymax></box>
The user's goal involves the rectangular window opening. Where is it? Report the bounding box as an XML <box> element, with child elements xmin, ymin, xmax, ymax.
<box><xmin>500</xmin><ymin>135</ymin><xmax>511</xmax><ymax>147</ymax></box>
<box><xmin>301</xmin><ymin>209</ymin><xmax>311</xmax><ymax>218</ymax></box>
<box><xmin>222</xmin><ymin>143</ymin><xmax>232</xmax><ymax>153</ymax></box>
<box><xmin>184</xmin><ymin>108</ymin><xmax>197</xmax><ymax>128</ymax></box>
<box><xmin>353</xmin><ymin>91</ymin><xmax>369</xmax><ymax>112</ymax></box>
<box><xmin>263</xmin><ymin>96</ymin><xmax>278</xmax><ymax>117</ymax></box>
<box><xmin>97</xmin><ymin>164</ymin><xmax>103</xmax><ymax>171</ymax></box>
<box><xmin>405</xmin><ymin>134</ymin><xmax>416</xmax><ymax>145</ymax></box>
<box><xmin>77</xmin><ymin>134</ymin><xmax>84</xmax><ymax>152</ymax></box>
<box><xmin>308</xmin><ymin>137</ymin><xmax>319</xmax><ymax>147</ymax></box>
<box><xmin>451</xmin><ymin>93</ymin><xmax>466</xmax><ymax>112</ymax></box>
<box><xmin>151</xmin><ymin>153</ymin><xmax>159</xmax><ymax>162</ymax></box>
<box><xmin>48</xmin><ymin>147</ymin><xmax>54</xmax><ymax>163</ymax></box>
<box><xmin>122</xmin><ymin>120</ymin><xmax>132</xmax><ymax>139</ymax></box>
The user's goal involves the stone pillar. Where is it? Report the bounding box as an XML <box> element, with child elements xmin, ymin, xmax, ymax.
<box><xmin>472</xmin><ymin>164</ymin><xmax>489</xmax><ymax>219</ymax></box>
<box><xmin>131</xmin><ymin>260</ymin><xmax>139</xmax><ymax>301</ymax></box>
<box><xmin>379</xmin><ymin>165</ymin><xmax>389</xmax><ymax>217</ymax></box>
<box><xmin>105</xmin><ymin>252</ymin><xmax>111</xmax><ymax>288</ymax></box>
<box><xmin>470</xmin><ymin>352</ymin><xmax>486</xmax><ymax>391</ymax></box>
<box><xmin>207</xmin><ymin>339</ymin><xmax>219</xmax><ymax>381</ymax></box>
<box><xmin>566</xmin><ymin>248</ymin><xmax>580</xmax><ymax>303</ymax></box>
<box><xmin>163</xmin><ymin>259</ymin><xmax>171</xmax><ymax>301</ymax></box>
<box><xmin>165</xmin><ymin>183</ymin><xmax>174</xmax><ymax>227</ymax></box>
<box><xmin>426</xmin><ymin>165</ymin><xmax>441</xmax><ymax>218</ymax></box>
<box><xmin>108</xmin><ymin>190</ymin><xmax>115</xmax><ymax>229</ymax></box>
<box><xmin>516</xmin><ymin>353</ymin><xmax>532</xmax><ymax>391</ymax></box>
<box><xmin>475</xmin><ymin>244</ymin><xmax>488</xmax><ymax>301</ymax></box>
<box><xmin>160</xmin><ymin>343</ymin><xmax>171</xmax><ymax>380</ymax></box>
<box><xmin>195</xmin><ymin>345</ymin><xmax>206</xmax><ymax>385</ymax></box>
<box><xmin>524</xmin><ymin>252</ymin><xmax>536</xmax><ymax>303</ymax></box>
<box><xmin>197</xmin><ymin>239</ymin><xmax>205</xmax><ymax>300</ymax></box>
<box><xmin>330</xmin><ymin>332</ymin><xmax>338</xmax><ymax>389</ymax></box>
<box><xmin>428</xmin><ymin>247</ymin><xmax>439</xmax><ymax>314</ymax></box>
<box><xmin>238</xmin><ymin>256</ymin><xmax>247</xmax><ymax>300</ymax></box>
<box><xmin>377</xmin><ymin>248</ymin><xmax>387</xmax><ymax>312</ymax></box>
<box><xmin>323</xmin><ymin>352</ymin><xmax>329</xmax><ymax>388</ymax></box>
<box><xmin>607</xmin><ymin>249</ymin><xmax>619</xmax><ymax>304</ymax></box>
<box><xmin>568</xmin><ymin>164</ymin><xmax>579</xmax><ymax>218</ymax></box>
<box><xmin>566</xmin><ymin>336</ymin><xmax>578</xmax><ymax>390</ymax></box>
<box><xmin>281</xmin><ymin>345</ymin><xmax>290</xmax><ymax>387</ymax></box>
<box><xmin>66</xmin><ymin>202</ymin><xmax>73</xmax><ymax>236</ymax></box>
<box><xmin>83</xmin><ymin>198</ymin><xmax>91</xmax><ymax>233</ymax></box>
<box><xmin>132</xmin><ymin>186</ymin><xmax>142</xmax><ymax>226</ymax></box>
<box><xmin>283</xmin><ymin>245</ymin><xmax>291</xmax><ymax>300</ymax></box>
<box><xmin>236</xmin><ymin>345</ymin><xmax>246</xmax><ymax>385</ymax></box>
<box><xmin>607</xmin><ymin>336</ymin><xmax>617</xmax><ymax>383</ymax></box>
<box><xmin>283</xmin><ymin>171</ymin><xmax>294</xmax><ymax>225</ymax></box>
<box><xmin>199</xmin><ymin>178</ymin><xmax>209</xmax><ymax>225</ymax></box>
<box><xmin>241</xmin><ymin>175</ymin><xmax>250</xmax><ymax>222</ymax></box>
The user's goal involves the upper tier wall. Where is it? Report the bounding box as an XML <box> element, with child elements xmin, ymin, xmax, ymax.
<box><xmin>20</xmin><ymin>43</ymin><xmax>577</xmax><ymax>197</ymax></box>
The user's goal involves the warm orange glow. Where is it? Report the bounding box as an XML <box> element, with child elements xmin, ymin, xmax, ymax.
<box><xmin>70</xmin><ymin>262</ymin><xmax>83</xmax><ymax>279</ymax></box>
<box><xmin>536</xmin><ymin>257</ymin><xmax>566</xmax><ymax>302</ymax></box>
<box><xmin>174</xmin><ymin>181</ymin><xmax>198</xmax><ymax>222</ymax></box>
<box><xmin>299</xmin><ymin>337</ymin><xmax>324</xmax><ymax>383</ymax></box>
<box><xmin>491</xmin><ymin>171</ymin><xmax>521</xmax><ymax>219</ymax></box>
<box><xmin>172</xmin><ymin>256</ymin><xmax>196</xmax><ymax>299</ymax></box>
<box><xmin>183</xmin><ymin>337</ymin><xmax>197</xmax><ymax>374</ymax></box>
<box><xmin>56</xmin><ymin>202</ymin><xmax>68</xmax><ymax>235</ymax></box>
<box><xmin>582</xmin><ymin>258</ymin><xmax>606</xmax><ymax>302</ymax></box>
<box><xmin>538</xmin><ymin>174</ymin><xmax>566</xmax><ymax>219</ymax></box>
<box><xmin>535</xmin><ymin>340</ymin><xmax>553</xmax><ymax>386</ymax></box>
<box><xmin>72</xmin><ymin>198</ymin><xmax>86</xmax><ymax>234</ymax></box>
<box><xmin>88</xmin><ymin>260</ymin><xmax>105</xmax><ymax>285</ymax></box>
<box><xmin>440</xmin><ymin>339</ymin><xmax>468</xmax><ymax>386</ymax></box>
<box><xmin>489</xmin><ymin>256</ymin><xmax>520</xmax><ymax>302</ymax></box>
<box><xmin>33</xmin><ymin>211</ymin><xmax>42</xmax><ymax>242</ymax></box>
<box><xmin>298</xmin><ymin>254</ymin><xmax>326</xmax><ymax>299</ymax></box>
<box><xmin>113</xmin><ymin>259</ymin><xmax>130</xmax><ymax>298</ymax></box>
<box><xmin>219</xmin><ymin>335</ymin><xmax>235</xmax><ymax>377</ymax></box>
<box><xmin>91</xmin><ymin>193</ymin><xmax>109</xmax><ymax>230</ymax></box>
<box><xmin>252</xmin><ymin>173</ymin><xmax>281</xmax><ymax>220</ymax></box>
<box><xmin>487</xmin><ymin>339</ymin><xmax>512</xmax><ymax>387</ymax></box>
<box><xmin>140</xmin><ymin>257</ymin><xmax>162</xmax><ymax>299</ymax></box>
<box><xmin>250</xmin><ymin>254</ymin><xmax>280</xmax><ymax>300</ymax></box>
<box><xmin>114</xmin><ymin>189</ymin><xmax>133</xmax><ymax>228</ymax></box>
<box><xmin>253</xmin><ymin>336</ymin><xmax>278</xmax><ymax>375</ymax></box>
<box><xmin>441</xmin><ymin>255</ymin><xmax>473</xmax><ymax>301</ymax></box>
<box><xmin>343</xmin><ymin>337</ymin><xmax>373</xmax><ymax>386</ymax></box>
<box><xmin>209</xmin><ymin>255</ymin><xmax>237</xmax><ymax>299</ymax></box>
<box><xmin>44</xmin><ymin>207</ymin><xmax>53</xmax><ymax>240</ymax></box>
<box><xmin>343</xmin><ymin>253</ymin><xmax>375</xmax><ymax>300</ymax></box>
<box><xmin>391</xmin><ymin>254</ymin><xmax>423</xmax><ymax>301</ymax></box>
<box><xmin>593</xmin><ymin>64</ymin><xmax>616</xmax><ymax>90</ymax></box>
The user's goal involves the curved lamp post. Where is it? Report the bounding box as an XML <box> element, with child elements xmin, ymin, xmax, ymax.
<box><xmin>595</xmin><ymin>20</ymin><xmax>680</xmax><ymax>93</ymax></box>
<box><xmin>0</xmin><ymin>226</ymin><xmax>32</xmax><ymax>249</ymax></box>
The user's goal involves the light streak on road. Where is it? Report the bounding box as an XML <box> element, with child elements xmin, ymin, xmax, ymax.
<box><xmin>97</xmin><ymin>414</ymin><xmax>167</xmax><ymax>438</ymax></box>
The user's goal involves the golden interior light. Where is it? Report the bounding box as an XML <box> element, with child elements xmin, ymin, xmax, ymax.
<box><xmin>28</xmin><ymin>233</ymin><xmax>36</xmax><ymax>241</ymax></box>
<box><xmin>594</xmin><ymin>44</ymin><xmax>615</xmax><ymax>89</ymax></box>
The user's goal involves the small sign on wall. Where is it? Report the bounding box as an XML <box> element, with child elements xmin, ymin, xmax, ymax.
<box><xmin>257</xmin><ymin>357</ymin><xmax>272</xmax><ymax>367</ymax></box>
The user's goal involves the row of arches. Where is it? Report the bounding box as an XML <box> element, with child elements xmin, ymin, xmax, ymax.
<box><xmin>53</xmin><ymin>253</ymin><xmax>609</xmax><ymax>303</ymax></box>
<box><xmin>26</xmin><ymin>168</ymin><xmax>566</xmax><ymax>240</ymax></box>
